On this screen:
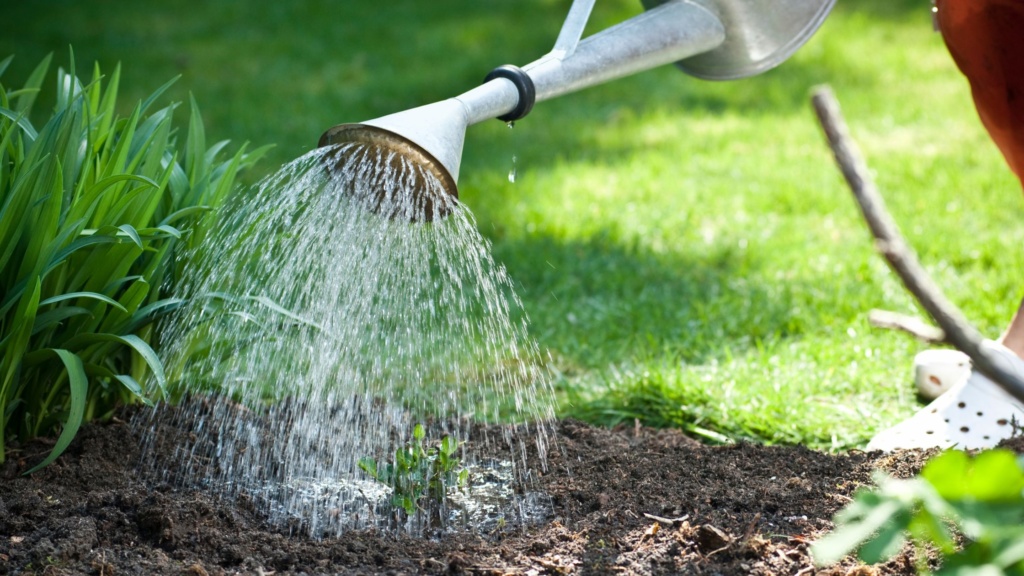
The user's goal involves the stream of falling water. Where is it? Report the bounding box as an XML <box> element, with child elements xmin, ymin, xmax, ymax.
<box><xmin>137</xmin><ymin>144</ymin><xmax>556</xmax><ymax>537</ymax></box>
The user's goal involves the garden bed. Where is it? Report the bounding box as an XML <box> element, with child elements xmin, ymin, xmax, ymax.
<box><xmin>1</xmin><ymin>409</ymin><xmax>951</xmax><ymax>576</ymax></box>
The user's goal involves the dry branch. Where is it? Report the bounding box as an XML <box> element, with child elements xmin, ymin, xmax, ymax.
<box><xmin>867</xmin><ymin>309</ymin><xmax>945</xmax><ymax>344</ymax></box>
<box><xmin>810</xmin><ymin>85</ymin><xmax>1024</xmax><ymax>405</ymax></box>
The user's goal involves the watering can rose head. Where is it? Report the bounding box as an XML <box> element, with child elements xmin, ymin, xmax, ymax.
<box><xmin>318</xmin><ymin>124</ymin><xmax>458</xmax><ymax>223</ymax></box>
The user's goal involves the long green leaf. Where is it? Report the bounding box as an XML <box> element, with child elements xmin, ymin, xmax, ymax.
<box><xmin>39</xmin><ymin>291</ymin><xmax>128</xmax><ymax>313</ymax></box>
<box><xmin>812</xmin><ymin>497</ymin><xmax>906</xmax><ymax>566</ymax></box>
<box><xmin>65</xmin><ymin>333</ymin><xmax>166</xmax><ymax>395</ymax></box>
<box><xmin>31</xmin><ymin>306</ymin><xmax>92</xmax><ymax>336</ymax></box>
<box><xmin>247</xmin><ymin>295</ymin><xmax>326</xmax><ymax>332</ymax></box>
<box><xmin>0</xmin><ymin>54</ymin><xmax>12</xmax><ymax>79</ymax></box>
<box><xmin>137</xmin><ymin>224</ymin><xmax>182</xmax><ymax>239</ymax></box>
<box><xmin>138</xmin><ymin>75</ymin><xmax>179</xmax><ymax>116</ymax></box>
<box><xmin>89</xmin><ymin>172</ymin><xmax>159</xmax><ymax>198</ymax></box>
<box><xmin>24</xmin><ymin>349</ymin><xmax>87</xmax><ymax>474</ymax></box>
<box><xmin>101</xmin><ymin>275</ymin><xmax>144</xmax><ymax>294</ymax></box>
<box><xmin>2</xmin><ymin>278</ymin><xmax>41</xmax><ymax>402</ymax></box>
<box><xmin>112</xmin><ymin>374</ymin><xmax>150</xmax><ymax>405</ymax></box>
<box><xmin>116</xmin><ymin>224</ymin><xmax>143</xmax><ymax>249</ymax></box>
<box><xmin>0</xmin><ymin>106</ymin><xmax>38</xmax><ymax>141</ymax></box>
<box><xmin>48</xmin><ymin>231</ymin><xmax>122</xmax><ymax>266</ymax></box>
<box><xmin>92</xmin><ymin>63</ymin><xmax>121</xmax><ymax>147</ymax></box>
<box><xmin>159</xmin><ymin>205</ymin><xmax>211</xmax><ymax>227</ymax></box>
<box><xmin>98</xmin><ymin>278</ymin><xmax>149</xmax><ymax>333</ymax></box>
<box><xmin>118</xmin><ymin>297</ymin><xmax>185</xmax><ymax>335</ymax></box>
<box><xmin>14</xmin><ymin>52</ymin><xmax>52</xmax><ymax>114</ymax></box>
<box><xmin>185</xmin><ymin>93</ymin><xmax>206</xmax><ymax>188</ymax></box>
<box><xmin>0</xmin><ymin>152</ymin><xmax>49</xmax><ymax>264</ymax></box>
<box><xmin>0</xmin><ymin>232</ymin><xmax>125</xmax><ymax>317</ymax></box>
<box><xmin>1</xmin><ymin>278</ymin><xmax>36</xmax><ymax>457</ymax></box>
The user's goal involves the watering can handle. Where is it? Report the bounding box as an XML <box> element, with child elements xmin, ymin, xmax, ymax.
<box><xmin>552</xmin><ymin>0</ymin><xmax>596</xmax><ymax>59</ymax></box>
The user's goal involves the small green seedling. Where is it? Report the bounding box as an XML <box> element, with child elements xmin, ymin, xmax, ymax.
<box><xmin>813</xmin><ymin>449</ymin><xmax>1024</xmax><ymax>575</ymax></box>
<box><xmin>358</xmin><ymin>424</ymin><xmax>469</xmax><ymax>517</ymax></box>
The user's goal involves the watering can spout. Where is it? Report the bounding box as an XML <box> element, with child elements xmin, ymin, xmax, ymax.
<box><xmin>317</xmin><ymin>73</ymin><xmax>540</xmax><ymax>220</ymax></box>
<box><xmin>318</xmin><ymin>99</ymin><xmax>469</xmax><ymax>220</ymax></box>
<box><xmin>318</xmin><ymin>0</ymin><xmax>836</xmax><ymax>222</ymax></box>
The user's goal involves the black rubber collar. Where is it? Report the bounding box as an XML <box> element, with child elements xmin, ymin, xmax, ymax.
<box><xmin>484</xmin><ymin>65</ymin><xmax>536</xmax><ymax>122</ymax></box>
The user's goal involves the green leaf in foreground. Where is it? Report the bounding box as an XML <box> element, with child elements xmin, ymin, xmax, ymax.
<box><xmin>813</xmin><ymin>449</ymin><xmax>1024</xmax><ymax>574</ymax></box>
<box><xmin>922</xmin><ymin>449</ymin><xmax>1024</xmax><ymax>503</ymax></box>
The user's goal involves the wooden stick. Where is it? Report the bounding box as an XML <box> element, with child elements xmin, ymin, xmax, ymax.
<box><xmin>867</xmin><ymin>309</ymin><xmax>946</xmax><ymax>344</ymax></box>
<box><xmin>810</xmin><ymin>85</ymin><xmax>1024</xmax><ymax>405</ymax></box>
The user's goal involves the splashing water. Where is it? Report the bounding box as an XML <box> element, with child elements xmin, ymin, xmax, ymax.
<box><xmin>138</xmin><ymin>144</ymin><xmax>555</xmax><ymax>536</ymax></box>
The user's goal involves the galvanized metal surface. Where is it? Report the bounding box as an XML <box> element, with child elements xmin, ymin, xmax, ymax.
<box><xmin>641</xmin><ymin>0</ymin><xmax>837</xmax><ymax>80</ymax></box>
<box><xmin>455</xmin><ymin>0</ymin><xmax>726</xmax><ymax>124</ymax></box>
<box><xmin>319</xmin><ymin>0</ymin><xmax>728</xmax><ymax>203</ymax></box>
<box><xmin>318</xmin><ymin>0</ymin><xmax>837</xmax><ymax>217</ymax></box>
<box><xmin>524</xmin><ymin>0</ymin><xmax>724</xmax><ymax>103</ymax></box>
<box><xmin>552</xmin><ymin>0</ymin><xmax>596</xmax><ymax>59</ymax></box>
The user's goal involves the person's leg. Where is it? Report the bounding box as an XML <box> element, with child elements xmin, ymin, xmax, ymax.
<box><xmin>939</xmin><ymin>0</ymin><xmax>1024</xmax><ymax>361</ymax></box>
<box><xmin>869</xmin><ymin>0</ymin><xmax>1024</xmax><ymax>451</ymax></box>
<box><xmin>999</xmin><ymin>298</ymin><xmax>1024</xmax><ymax>359</ymax></box>
<box><xmin>936</xmin><ymin>0</ymin><xmax>1024</xmax><ymax>184</ymax></box>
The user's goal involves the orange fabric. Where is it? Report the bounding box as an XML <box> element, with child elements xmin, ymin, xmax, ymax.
<box><xmin>936</xmin><ymin>0</ymin><xmax>1024</xmax><ymax>188</ymax></box>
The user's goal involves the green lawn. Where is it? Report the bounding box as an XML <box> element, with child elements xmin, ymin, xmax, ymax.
<box><xmin>4</xmin><ymin>0</ymin><xmax>1022</xmax><ymax>450</ymax></box>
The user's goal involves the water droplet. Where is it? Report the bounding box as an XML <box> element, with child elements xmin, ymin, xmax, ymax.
<box><xmin>508</xmin><ymin>155</ymin><xmax>518</xmax><ymax>183</ymax></box>
<box><xmin>506</xmin><ymin>121</ymin><xmax>515</xmax><ymax>129</ymax></box>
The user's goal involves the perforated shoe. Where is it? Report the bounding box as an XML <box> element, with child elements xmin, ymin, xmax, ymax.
<box><xmin>867</xmin><ymin>340</ymin><xmax>1024</xmax><ymax>451</ymax></box>
<box><xmin>913</xmin><ymin>348</ymin><xmax>971</xmax><ymax>400</ymax></box>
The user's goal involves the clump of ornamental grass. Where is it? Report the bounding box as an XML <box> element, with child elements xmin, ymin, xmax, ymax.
<box><xmin>0</xmin><ymin>51</ymin><xmax>269</xmax><ymax>471</ymax></box>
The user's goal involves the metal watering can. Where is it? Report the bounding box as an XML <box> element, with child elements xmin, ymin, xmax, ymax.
<box><xmin>319</xmin><ymin>0</ymin><xmax>836</xmax><ymax>220</ymax></box>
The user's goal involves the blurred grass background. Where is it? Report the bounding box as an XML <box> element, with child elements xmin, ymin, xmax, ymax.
<box><xmin>4</xmin><ymin>0</ymin><xmax>1022</xmax><ymax>450</ymax></box>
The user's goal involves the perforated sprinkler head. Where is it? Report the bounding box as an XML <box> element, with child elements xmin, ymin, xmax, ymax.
<box><xmin>318</xmin><ymin>124</ymin><xmax>459</xmax><ymax>222</ymax></box>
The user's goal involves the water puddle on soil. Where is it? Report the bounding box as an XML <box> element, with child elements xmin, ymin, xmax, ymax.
<box><xmin>137</xmin><ymin>145</ymin><xmax>556</xmax><ymax>537</ymax></box>
<box><xmin>244</xmin><ymin>458</ymin><xmax>553</xmax><ymax>537</ymax></box>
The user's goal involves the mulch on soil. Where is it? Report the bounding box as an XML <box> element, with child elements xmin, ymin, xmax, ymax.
<box><xmin>1</xmin><ymin>411</ymin><xmax>942</xmax><ymax>576</ymax></box>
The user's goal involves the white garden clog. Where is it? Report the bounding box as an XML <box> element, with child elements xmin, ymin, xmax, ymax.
<box><xmin>913</xmin><ymin>348</ymin><xmax>971</xmax><ymax>400</ymax></box>
<box><xmin>867</xmin><ymin>340</ymin><xmax>1024</xmax><ymax>452</ymax></box>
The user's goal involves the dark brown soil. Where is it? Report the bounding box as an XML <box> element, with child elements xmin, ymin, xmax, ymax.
<box><xmin>1</xmin><ymin>410</ymin><xmax>943</xmax><ymax>576</ymax></box>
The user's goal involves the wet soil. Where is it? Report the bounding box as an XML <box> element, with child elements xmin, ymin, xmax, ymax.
<box><xmin>1</xmin><ymin>409</ymin><xmax>949</xmax><ymax>576</ymax></box>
